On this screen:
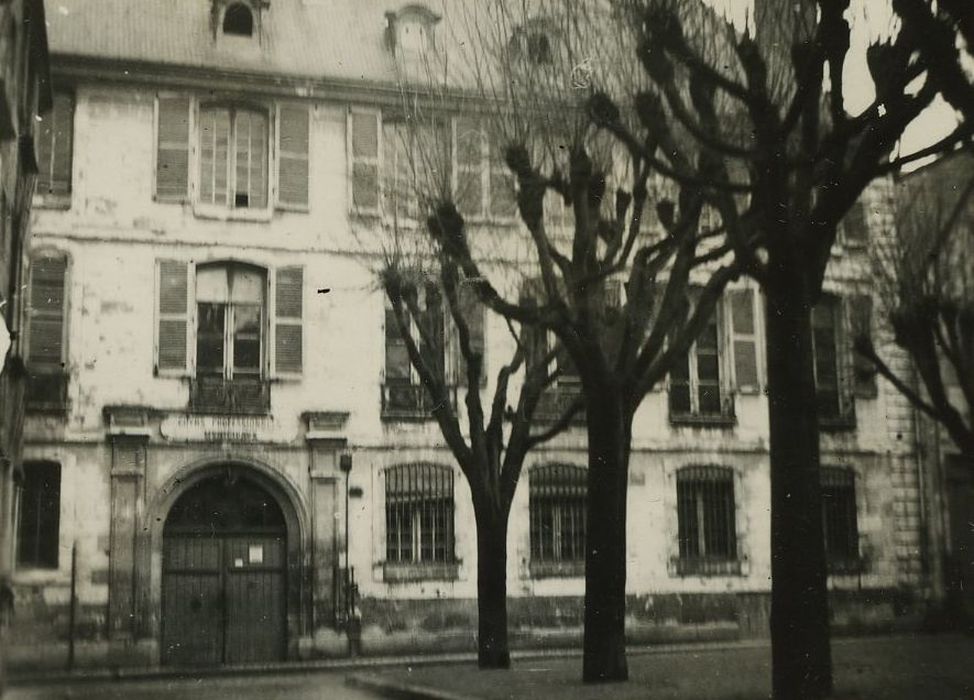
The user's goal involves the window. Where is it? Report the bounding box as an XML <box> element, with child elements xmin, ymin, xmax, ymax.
<box><xmin>530</xmin><ymin>464</ymin><xmax>586</xmax><ymax>575</ymax></box>
<box><xmin>455</xmin><ymin>117</ymin><xmax>516</xmax><ymax>220</ymax></box>
<box><xmin>223</xmin><ymin>3</ymin><xmax>253</xmax><ymax>36</ymax></box>
<box><xmin>35</xmin><ymin>92</ymin><xmax>74</xmax><ymax>199</ymax></box>
<box><xmin>849</xmin><ymin>294</ymin><xmax>878</xmax><ymax>398</ymax></box>
<box><xmin>821</xmin><ymin>467</ymin><xmax>860</xmax><ymax>572</ymax></box>
<box><xmin>450</xmin><ymin>284</ymin><xmax>487</xmax><ymax>388</ymax></box>
<box><xmin>17</xmin><ymin>462</ymin><xmax>61</xmax><ymax>569</ymax></box>
<box><xmin>195</xmin><ymin>263</ymin><xmax>265</xmax><ymax>379</ymax></box>
<box><xmin>669</xmin><ymin>305</ymin><xmax>728</xmax><ymax>422</ymax></box>
<box><xmin>348</xmin><ymin>111</ymin><xmax>515</xmax><ymax>221</ymax></box>
<box><xmin>155</xmin><ymin>259</ymin><xmax>303</xmax><ymax>383</ymax></box>
<box><xmin>155</xmin><ymin>97</ymin><xmax>309</xmax><ymax>210</ymax></box>
<box><xmin>385</xmin><ymin>463</ymin><xmax>455</xmax><ymax>565</ymax></box>
<box><xmin>812</xmin><ymin>295</ymin><xmax>851</xmax><ymax>424</ymax></box>
<box><xmin>199</xmin><ymin>105</ymin><xmax>267</xmax><ymax>209</ymax></box>
<box><xmin>382</xmin><ymin>281</ymin><xmax>448</xmax><ymax>418</ymax></box>
<box><xmin>676</xmin><ymin>466</ymin><xmax>738</xmax><ymax>575</ymax></box>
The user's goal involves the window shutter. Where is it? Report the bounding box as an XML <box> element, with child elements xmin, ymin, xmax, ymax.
<box><xmin>850</xmin><ymin>294</ymin><xmax>877</xmax><ymax>398</ymax></box>
<box><xmin>277</xmin><ymin>104</ymin><xmax>310</xmax><ymax>208</ymax></box>
<box><xmin>840</xmin><ymin>200</ymin><xmax>868</xmax><ymax>246</ymax></box>
<box><xmin>27</xmin><ymin>255</ymin><xmax>67</xmax><ymax>366</ymax></box>
<box><xmin>156</xmin><ymin>260</ymin><xmax>191</xmax><ymax>373</ymax></box>
<box><xmin>274</xmin><ymin>266</ymin><xmax>303</xmax><ymax>375</ymax></box>
<box><xmin>156</xmin><ymin>96</ymin><xmax>191</xmax><ymax>201</ymax></box>
<box><xmin>349</xmin><ymin>110</ymin><xmax>380</xmax><ymax>212</ymax></box>
<box><xmin>36</xmin><ymin>93</ymin><xmax>74</xmax><ymax>197</ymax></box>
<box><xmin>727</xmin><ymin>289</ymin><xmax>760</xmax><ymax>394</ymax></box>
<box><xmin>454</xmin><ymin>286</ymin><xmax>486</xmax><ymax>387</ymax></box>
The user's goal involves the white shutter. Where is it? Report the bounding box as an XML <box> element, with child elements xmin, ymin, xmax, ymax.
<box><xmin>727</xmin><ymin>288</ymin><xmax>760</xmax><ymax>394</ymax></box>
<box><xmin>277</xmin><ymin>104</ymin><xmax>310</xmax><ymax>209</ymax></box>
<box><xmin>273</xmin><ymin>266</ymin><xmax>304</xmax><ymax>376</ymax></box>
<box><xmin>348</xmin><ymin>109</ymin><xmax>381</xmax><ymax>213</ymax></box>
<box><xmin>155</xmin><ymin>259</ymin><xmax>193</xmax><ymax>375</ymax></box>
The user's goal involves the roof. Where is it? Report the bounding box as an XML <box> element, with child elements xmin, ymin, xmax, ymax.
<box><xmin>44</xmin><ymin>0</ymin><xmax>453</xmax><ymax>87</ymax></box>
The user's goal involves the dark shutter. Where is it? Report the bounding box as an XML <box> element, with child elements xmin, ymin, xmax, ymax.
<box><xmin>277</xmin><ymin>105</ymin><xmax>310</xmax><ymax>208</ymax></box>
<box><xmin>157</xmin><ymin>260</ymin><xmax>189</xmax><ymax>372</ymax></box>
<box><xmin>274</xmin><ymin>266</ymin><xmax>303</xmax><ymax>374</ymax></box>
<box><xmin>36</xmin><ymin>92</ymin><xmax>74</xmax><ymax>197</ymax></box>
<box><xmin>27</xmin><ymin>255</ymin><xmax>67</xmax><ymax>366</ymax></box>
<box><xmin>455</xmin><ymin>286</ymin><xmax>486</xmax><ymax>387</ymax></box>
<box><xmin>850</xmin><ymin>295</ymin><xmax>878</xmax><ymax>398</ymax></box>
<box><xmin>841</xmin><ymin>200</ymin><xmax>868</xmax><ymax>245</ymax></box>
<box><xmin>156</xmin><ymin>97</ymin><xmax>191</xmax><ymax>201</ymax></box>
<box><xmin>728</xmin><ymin>289</ymin><xmax>759</xmax><ymax>394</ymax></box>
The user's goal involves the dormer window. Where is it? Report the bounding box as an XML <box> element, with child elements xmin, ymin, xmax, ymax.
<box><xmin>223</xmin><ymin>3</ymin><xmax>254</xmax><ymax>36</ymax></box>
<box><xmin>510</xmin><ymin>20</ymin><xmax>556</xmax><ymax>65</ymax></box>
<box><xmin>385</xmin><ymin>5</ymin><xmax>440</xmax><ymax>55</ymax></box>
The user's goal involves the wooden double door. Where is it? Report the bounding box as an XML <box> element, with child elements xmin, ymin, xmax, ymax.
<box><xmin>161</xmin><ymin>474</ymin><xmax>288</xmax><ymax>665</ymax></box>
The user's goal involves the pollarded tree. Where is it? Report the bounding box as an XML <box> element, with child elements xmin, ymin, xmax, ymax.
<box><xmin>393</xmin><ymin>0</ymin><xmax>750</xmax><ymax>682</ymax></box>
<box><xmin>857</xmin><ymin>152</ymin><xmax>974</xmax><ymax>465</ymax></box>
<box><xmin>365</xmin><ymin>62</ymin><xmax>584</xmax><ymax>668</ymax></box>
<box><xmin>599</xmin><ymin>0</ymin><xmax>968</xmax><ymax>696</ymax></box>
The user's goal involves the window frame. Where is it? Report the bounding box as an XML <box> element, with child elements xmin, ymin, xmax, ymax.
<box><xmin>669</xmin><ymin>299</ymin><xmax>734</xmax><ymax>426</ymax></box>
<box><xmin>193</xmin><ymin>262</ymin><xmax>269</xmax><ymax>381</ymax></box>
<box><xmin>529</xmin><ymin>464</ymin><xmax>587</xmax><ymax>578</ymax></box>
<box><xmin>382</xmin><ymin>463</ymin><xmax>458</xmax><ymax>581</ymax></box>
<box><xmin>672</xmin><ymin>465</ymin><xmax>742</xmax><ymax>577</ymax></box>
<box><xmin>194</xmin><ymin>102</ymin><xmax>271</xmax><ymax>215</ymax></box>
<box><xmin>821</xmin><ymin>466</ymin><xmax>861</xmax><ymax>574</ymax></box>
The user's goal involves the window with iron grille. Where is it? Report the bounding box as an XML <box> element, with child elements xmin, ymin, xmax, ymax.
<box><xmin>530</xmin><ymin>464</ymin><xmax>586</xmax><ymax>567</ymax></box>
<box><xmin>821</xmin><ymin>466</ymin><xmax>860</xmax><ymax>572</ymax></box>
<box><xmin>385</xmin><ymin>463</ymin><xmax>455</xmax><ymax>564</ymax></box>
<box><xmin>35</xmin><ymin>92</ymin><xmax>74</xmax><ymax>199</ymax></box>
<box><xmin>676</xmin><ymin>466</ymin><xmax>738</xmax><ymax>575</ymax></box>
<box><xmin>17</xmin><ymin>461</ymin><xmax>61</xmax><ymax>569</ymax></box>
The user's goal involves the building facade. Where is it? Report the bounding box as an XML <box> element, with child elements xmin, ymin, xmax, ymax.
<box><xmin>8</xmin><ymin>0</ymin><xmax>935</xmax><ymax>670</ymax></box>
<box><xmin>0</xmin><ymin>0</ymin><xmax>51</xmax><ymax>687</ymax></box>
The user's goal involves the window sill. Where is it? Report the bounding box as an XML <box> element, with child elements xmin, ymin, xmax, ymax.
<box><xmin>32</xmin><ymin>194</ymin><xmax>72</xmax><ymax>210</ymax></box>
<box><xmin>819</xmin><ymin>414</ymin><xmax>857</xmax><ymax>432</ymax></box>
<box><xmin>528</xmin><ymin>560</ymin><xmax>585</xmax><ymax>579</ymax></box>
<box><xmin>669</xmin><ymin>412</ymin><xmax>737</xmax><ymax>428</ymax></box>
<box><xmin>672</xmin><ymin>557</ymin><xmax>743</xmax><ymax>577</ymax></box>
<box><xmin>193</xmin><ymin>203</ymin><xmax>273</xmax><ymax>223</ymax></box>
<box><xmin>382</xmin><ymin>561</ymin><xmax>460</xmax><ymax>583</ymax></box>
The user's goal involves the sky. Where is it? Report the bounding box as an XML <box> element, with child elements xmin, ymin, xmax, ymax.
<box><xmin>703</xmin><ymin>0</ymin><xmax>962</xmax><ymax>164</ymax></box>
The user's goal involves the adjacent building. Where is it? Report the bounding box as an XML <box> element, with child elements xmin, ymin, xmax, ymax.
<box><xmin>0</xmin><ymin>0</ymin><xmax>51</xmax><ymax>687</ymax></box>
<box><xmin>7</xmin><ymin>0</ymin><xmax>936</xmax><ymax>670</ymax></box>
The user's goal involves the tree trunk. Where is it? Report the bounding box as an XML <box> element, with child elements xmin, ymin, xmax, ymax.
<box><xmin>474</xmin><ymin>504</ymin><xmax>511</xmax><ymax>669</ymax></box>
<box><xmin>764</xmin><ymin>279</ymin><xmax>833</xmax><ymax>699</ymax></box>
<box><xmin>582</xmin><ymin>388</ymin><xmax>631</xmax><ymax>683</ymax></box>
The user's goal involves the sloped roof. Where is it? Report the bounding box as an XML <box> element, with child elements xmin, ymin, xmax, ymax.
<box><xmin>44</xmin><ymin>0</ymin><xmax>451</xmax><ymax>86</ymax></box>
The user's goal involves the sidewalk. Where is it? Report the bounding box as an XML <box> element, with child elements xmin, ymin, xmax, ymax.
<box><xmin>347</xmin><ymin>634</ymin><xmax>974</xmax><ymax>700</ymax></box>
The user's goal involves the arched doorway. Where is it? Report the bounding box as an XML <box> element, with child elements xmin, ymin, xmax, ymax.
<box><xmin>161</xmin><ymin>470</ymin><xmax>287</xmax><ymax>665</ymax></box>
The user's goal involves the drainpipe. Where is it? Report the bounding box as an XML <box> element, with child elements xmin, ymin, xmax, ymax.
<box><xmin>67</xmin><ymin>542</ymin><xmax>77</xmax><ymax>671</ymax></box>
<box><xmin>339</xmin><ymin>453</ymin><xmax>360</xmax><ymax>656</ymax></box>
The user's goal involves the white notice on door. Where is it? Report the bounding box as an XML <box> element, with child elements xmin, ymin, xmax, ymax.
<box><xmin>249</xmin><ymin>545</ymin><xmax>264</xmax><ymax>564</ymax></box>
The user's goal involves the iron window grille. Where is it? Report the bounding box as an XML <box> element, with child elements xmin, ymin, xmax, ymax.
<box><xmin>17</xmin><ymin>461</ymin><xmax>61</xmax><ymax>569</ymax></box>
<box><xmin>529</xmin><ymin>464</ymin><xmax>586</xmax><ymax>576</ymax></box>
<box><xmin>821</xmin><ymin>466</ymin><xmax>861</xmax><ymax>573</ymax></box>
<box><xmin>385</xmin><ymin>463</ymin><xmax>455</xmax><ymax>566</ymax></box>
<box><xmin>676</xmin><ymin>466</ymin><xmax>740</xmax><ymax>575</ymax></box>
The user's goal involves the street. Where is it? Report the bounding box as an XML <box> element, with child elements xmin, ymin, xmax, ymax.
<box><xmin>6</xmin><ymin>672</ymin><xmax>380</xmax><ymax>700</ymax></box>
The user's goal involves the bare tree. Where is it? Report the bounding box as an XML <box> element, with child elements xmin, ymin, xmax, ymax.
<box><xmin>385</xmin><ymin>0</ymin><xmax>747</xmax><ymax>683</ymax></box>
<box><xmin>857</xmin><ymin>152</ymin><xmax>974</xmax><ymax>463</ymax></box>
<box><xmin>590</xmin><ymin>0</ymin><xmax>968</xmax><ymax>696</ymax></box>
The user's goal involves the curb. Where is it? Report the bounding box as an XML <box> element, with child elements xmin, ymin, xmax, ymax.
<box><xmin>7</xmin><ymin>640</ymin><xmax>767</xmax><ymax>687</ymax></box>
<box><xmin>10</xmin><ymin>634</ymin><xmax>907</xmax><ymax>689</ymax></box>
<box><xmin>346</xmin><ymin>673</ymin><xmax>476</xmax><ymax>700</ymax></box>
